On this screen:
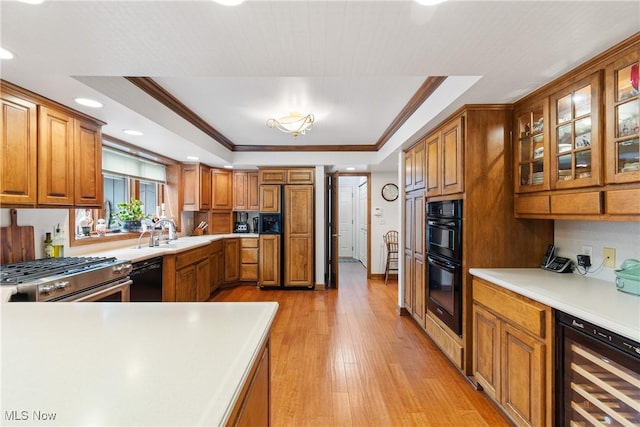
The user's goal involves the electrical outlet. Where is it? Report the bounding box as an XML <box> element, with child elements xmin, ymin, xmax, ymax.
<box><xmin>581</xmin><ymin>245</ymin><xmax>592</xmax><ymax>257</ymax></box>
<box><xmin>603</xmin><ymin>247</ymin><xmax>616</xmax><ymax>268</ymax></box>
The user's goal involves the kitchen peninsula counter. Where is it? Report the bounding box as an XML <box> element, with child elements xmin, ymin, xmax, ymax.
<box><xmin>469</xmin><ymin>268</ymin><xmax>640</xmax><ymax>341</ymax></box>
<box><xmin>1</xmin><ymin>301</ymin><xmax>278</xmax><ymax>426</ymax></box>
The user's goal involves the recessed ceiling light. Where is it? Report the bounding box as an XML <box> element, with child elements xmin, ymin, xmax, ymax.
<box><xmin>18</xmin><ymin>0</ymin><xmax>45</xmax><ymax>4</ymax></box>
<box><xmin>74</xmin><ymin>98</ymin><xmax>103</xmax><ymax>108</ymax></box>
<box><xmin>214</xmin><ymin>0</ymin><xmax>244</xmax><ymax>5</ymax></box>
<box><xmin>123</xmin><ymin>129</ymin><xmax>143</xmax><ymax>136</ymax></box>
<box><xmin>223</xmin><ymin>165</ymin><xmax>234</xmax><ymax>169</ymax></box>
<box><xmin>0</xmin><ymin>48</ymin><xmax>14</xmax><ymax>60</ymax></box>
<box><xmin>186</xmin><ymin>156</ymin><xmax>199</xmax><ymax>161</ymax></box>
<box><xmin>346</xmin><ymin>167</ymin><xmax>356</xmax><ymax>171</ymax></box>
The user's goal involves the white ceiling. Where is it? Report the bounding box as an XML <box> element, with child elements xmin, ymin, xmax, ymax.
<box><xmin>1</xmin><ymin>0</ymin><xmax>639</xmax><ymax>171</ymax></box>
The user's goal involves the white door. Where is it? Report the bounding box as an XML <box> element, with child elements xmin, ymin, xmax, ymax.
<box><xmin>339</xmin><ymin>185</ymin><xmax>354</xmax><ymax>258</ymax></box>
<box><xmin>358</xmin><ymin>181</ymin><xmax>368</xmax><ymax>267</ymax></box>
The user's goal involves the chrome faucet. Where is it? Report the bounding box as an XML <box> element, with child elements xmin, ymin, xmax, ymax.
<box><xmin>137</xmin><ymin>228</ymin><xmax>153</xmax><ymax>249</ymax></box>
<box><xmin>157</xmin><ymin>218</ymin><xmax>177</xmax><ymax>242</ymax></box>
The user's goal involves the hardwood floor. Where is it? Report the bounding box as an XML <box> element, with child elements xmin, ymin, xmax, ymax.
<box><xmin>212</xmin><ymin>262</ymin><xmax>511</xmax><ymax>426</ymax></box>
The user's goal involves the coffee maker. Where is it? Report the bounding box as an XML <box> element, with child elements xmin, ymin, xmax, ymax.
<box><xmin>234</xmin><ymin>212</ymin><xmax>249</xmax><ymax>233</ymax></box>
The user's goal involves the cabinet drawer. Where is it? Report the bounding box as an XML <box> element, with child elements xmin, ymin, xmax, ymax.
<box><xmin>241</xmin><ymin>247</ymin><xmax>258</xmax><ymax>264</ymax></box>
<box><xmin>287</xmin><ymin>168</ymin><xmax>315</xmax><ymax>184</ymax></box>
<box><xmin>240</xmin><ymin>264</ymin><xmax>258</xmax><ymax>281</ymax></box>
<box><xmin>606</xmin><ymin>187</ymin><xmax>640</xmax><ymax>215</ymax></box>
<box><xmin>175</xmin><ymin>246</ymin><xmax>210</xmax><ymax>270</ymax></box>
<box><xmin>241</xmin><ymin>238</ymin><xmax>258</xmax><ymax>248</ymax></box>
<box><xmin>259</xmin><ymin>169</ymin><xmax>286</xmax><ymax>184</ymax></box>
<box><xmin>515</xmin><ymin>194</ymin><xmax>550</xmax><ymax>214</ymax></box>
<box><xmin>473</xmin><ymin>279</ymin><xmax>547</xmax><ymax>339</ymax></box>
<box><xmin>550</xmin><ymin>191</ymin><xmax>602</xmax><ymax>214</ymax></box>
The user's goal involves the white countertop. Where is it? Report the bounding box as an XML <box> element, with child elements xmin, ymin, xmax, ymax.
<box><xmin>469</xmin><ymin>268</ymin><xmax>640</xmax><ymax>341</ymax></box>
<box><xmin>91</xmin><ymin>233</ymin><xmax>259</xmax><ymax>263</ymax></box>
<box><xmin>0</xmin><ymin>301</ymin><xmax>278</xmax><ymax>426</ymax></box>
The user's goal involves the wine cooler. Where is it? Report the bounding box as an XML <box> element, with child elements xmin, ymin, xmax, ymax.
<box><xmin>555</xmin><ymin>311</ymin><xmax>640</xmax><ymax>426</ymax></box>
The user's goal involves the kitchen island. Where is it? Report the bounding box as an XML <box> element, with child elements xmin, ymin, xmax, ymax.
<box><xmin>0</xmin><ymin>301</ymin><xmax>277</xmax><ymax>426</ymax></box>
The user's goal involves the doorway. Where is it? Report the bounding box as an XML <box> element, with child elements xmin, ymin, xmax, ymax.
<box><xmin>326</xmin><ymin>173</ymin><xmax>370</xmax><ymax>288</ymax></box>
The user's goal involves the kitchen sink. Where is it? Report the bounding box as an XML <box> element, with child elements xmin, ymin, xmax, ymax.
<box><xmin>132</xmin><ymin>242</ymin><xmax>180</xmax><ymax>250</ymax></box>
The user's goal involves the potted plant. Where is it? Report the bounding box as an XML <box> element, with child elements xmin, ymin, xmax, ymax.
<box><xmin>116</xmin><ymin>199</ymin><xmax>147</xmax><ymax>232</ymax></box>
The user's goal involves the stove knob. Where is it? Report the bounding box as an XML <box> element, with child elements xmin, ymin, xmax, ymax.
<box><xmin>40</xmin><ymin>284</ymin><xmax>54</xmax><ymax>295</ymax></box>
<box><xmin>55</xmin><ymin>281</ymin><xmax>69</xmax><ymax>290</ymax></box>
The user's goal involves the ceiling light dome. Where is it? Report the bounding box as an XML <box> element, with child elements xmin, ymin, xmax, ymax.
<box><xmin>267</xmin><ymin>112</ymin><xmax>315</xmax><ymax>137</ymax></box>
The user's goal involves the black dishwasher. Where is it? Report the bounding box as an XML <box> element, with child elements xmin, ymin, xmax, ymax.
<box><xmin>130</xmin><ymin>257</ymin><xmax>163</xmax><ymax>302</ymax></box>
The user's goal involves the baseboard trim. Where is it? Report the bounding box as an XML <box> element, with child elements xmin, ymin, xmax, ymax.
<box><xmin>371</xmin><ymin>273</ymin><xmax>398</xmax><ymax>281</ymax></box>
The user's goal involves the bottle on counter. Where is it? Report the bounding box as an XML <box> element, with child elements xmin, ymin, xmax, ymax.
<box><xmin>44</xmin><ymin>232</ymin><xmax>53</xmax><ymax>258</ymax></box>
<box><xmin>52</xmin><ymin>224</ymin><xmax>64</xmax><ymax>258</ymax></box>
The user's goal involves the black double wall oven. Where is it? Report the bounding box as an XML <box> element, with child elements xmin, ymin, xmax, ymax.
<box><xmin>426</xmin><ymin>199</ymin><xmax>463</xmax><ymax>336</ymax></box>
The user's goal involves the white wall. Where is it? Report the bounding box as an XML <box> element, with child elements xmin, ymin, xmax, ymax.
<box><xmin>554</xmin><ymin>220</ymin><xmax>640</xmax><ymax>282</ymax></box>
<box><xmin>0</xmin><ymin>208</ymin><xmax>69</xmax><ymax>259</ymax></box>
<box><xmin>369</xmin><ymin>171</ymin><xmax>400</xmax><ymax>275</ymax></box>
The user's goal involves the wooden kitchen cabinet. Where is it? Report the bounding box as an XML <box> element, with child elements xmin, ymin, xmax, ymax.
<box><xmin>259</xmin><ymin>185</ymin><xmax>281</xmax><ymax>213</ymax></box>
<box><xmin>240</xmin><ymin>237</ymin><xmax>259</xmax><ymax>282</ymax></box>
<box><xmin>209</xmin><ymin>239</ymin><xmax>224</xmax><ymax>294</ymax></box>
<box><xmin>259</xmin><ymin>167</ymin><xmax>314</xmax><ymax>185</ymax></box>
<box><xmin>550</xmin><ymin>72</ymin><xmax>603</xmax><ymax>190</ymax></box>
<box><xmin>226</xmin><ymin>341</ymin><xmax>270</xmax><ymax>427</ymax></box>
<box><xmin>224</xmin><ymin>237</ymin><xmax>240</xmax><ymax>283</ymax></box>
<box><xmin>404</xmin><ymin>105</ymin><xmax>553</xmax><ymax>376</ymax></box>
<box><xmin>211</xmin><ymin>168</ymin><xmax>233</xmax><ymax>211</ymax></box>
<box><xmin>284</xmin><ymin>184</ymin><xmax>313</xmax><ymax>287</ymax></box>
<box><xmin>171</xmin><ymin>245</ymin><xmax>212</xmax><ymax>302</ymax></box>
<box><xmin>258</xmin><ymin>168</ymin><xmax>286</xmax><ymax>185</ymax></box>
<box><xmin>513</xmin><ymin>34</ymin><xmax>640</xmax><ymax>220</ymax></box>
<box><xmin>37</xmin><ymin>106</ymin><xmax>76</xmax><ymax>205</ymax></box>
<box><xmin>74</xmin><ymin>119</ymin><xmax>103</xmax><ymax>206</ymax></box>
<box><xmin>425</xmin><ymin>115</ymin><xmax>464</xmax><ymax>197</ymax></box>
<box><xmin>514</xmin><ymin>99</ymin><xmax>550</xmax><ymax>193</ymax></box>
<box><xmin>472</xmin><ymin>277</ymin><xmax>552</xmax><ymax>427</ymax></box>
<box><xmin>233</xmin><ymin>171</ymin><xmax>259</xmax><ymax>211</ymax></box>
<box><xmin>405</xmin><ymin>139</ymin><xmax>425</xmax><ymax>192</ymax></box>
<box><xmin>259</xmin><ymin>234</ymin><xmax>280</xmax><ymax>287</ymax></box>
<box><xmin>605</xmin><ymin>46</ymin><xmax>640</xmax><ymax>185</ymax></box>
<box><xmin>286</xmin><ymin>168</ymin><xmax>314</xmax><ymax>185</ymax></box>
<box><xmin>182</xmin><ymin>163</ymin><xmax>211</xmax><ymax>211</ymax></box>
<box><xmin>403</xmin><ymin>190</ymin><xmax>425</xmax><ymax>328</ymax></box>
<box><xmin>1</xmin><ymin>82</ymin><xmax>104</xmax><ymax>207</ymax></box>
<box><xmin>0</xmin><ymin>91</ymin><xmax>37</xmax><ymax>205</ymax></box>
<box><xmin>425</xmin><ymin>133</ymin><xmax>439</xmax><ymax>196</ymax></box>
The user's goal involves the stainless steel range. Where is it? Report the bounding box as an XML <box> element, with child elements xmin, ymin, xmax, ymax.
<box><xmin>1</xmin><ymin>257</ymin><xmax>133</xmax><ymax>302</ymax></box>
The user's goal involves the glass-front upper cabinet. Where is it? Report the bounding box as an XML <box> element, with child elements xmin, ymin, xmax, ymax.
<box><xmin>550</xmin><ymin>72</ymin><xmax>603</xmax><ymax>189</ymax></box>
<box><xmin>606</xmin><ymin>48</ymin><xmax>640</xmax><ymax>184</ymax></box>
<box><xmin>514</xmin><ymin>100</ymin><xmax>549</xmax><ymax>193</ymax></box>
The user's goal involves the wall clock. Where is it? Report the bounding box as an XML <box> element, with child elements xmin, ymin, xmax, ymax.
<box><xmin>381</xmin><ymin>183</ymin><xmax>399</xmax><ymax>202</ymax></box>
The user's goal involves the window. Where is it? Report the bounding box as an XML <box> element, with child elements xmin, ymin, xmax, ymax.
<box><xmin>71</xmin><ymin>145</ymin><xmax>168</xmax><ymax>245</ymax></box>
<box><xmin>104</xmin><ymin>175</ymin><xmax>128</xmax><ymax>228</ymax></box>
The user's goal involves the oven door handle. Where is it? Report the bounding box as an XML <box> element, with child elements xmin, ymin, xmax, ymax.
<box><xmin>427</xmin><ymin>255</ymin><xmax>457</xmax><ymax>271</ymax></box>
<box><xmin>427</xmin><ymin>220</ymin><xmax>457</xmax><ymax>228</ymax></box>
<box><xmin>71</xmin><ymin>279</ymin><xmax>132</xmax><ymax>302</ymax></box>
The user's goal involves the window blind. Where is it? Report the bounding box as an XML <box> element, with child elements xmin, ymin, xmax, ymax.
<box><xmin>102</xmin><ymin>147</ymin><xmax>166</xmax><ymax>182</ymax></box>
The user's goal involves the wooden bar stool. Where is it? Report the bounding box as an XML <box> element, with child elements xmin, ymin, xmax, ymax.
<box><xmin>383</xmin><ymin>230</ymin><xmax>398</xmax><ymax>285</ymax></box>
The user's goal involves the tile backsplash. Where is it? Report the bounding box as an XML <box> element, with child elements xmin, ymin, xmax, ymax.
<box><xmin>554</xmin><ymin>220</ymin><xmax>640</xmax><ymax>282</ymax></box>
